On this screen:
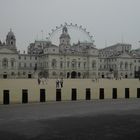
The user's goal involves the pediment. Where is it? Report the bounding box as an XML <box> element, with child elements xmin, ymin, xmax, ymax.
<box><xmin>0</xmin><ymin>48</ymin><xmax>16</xmax><ymax>54</ymax></box>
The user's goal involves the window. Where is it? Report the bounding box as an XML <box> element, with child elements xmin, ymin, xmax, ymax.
<box><xmin>23</xmin><ymin>72</ymin><xmax>26</xmax><ymax>75</ymax></box>
<box><xmin>52</xmin><ymin>59</ymin><xmax>57</xmax><ymax>68</ymax></box>
<box><xmin>71</xmin><ymin>60</ymin><xmax>77</xmax><ymax>69</ymax></box>
<box><xmin>24</xmin><ymin>63</ymin><xmax>26</xmax><ymax>68</ymax></box>
<box><xmin>11</xmin><ymin>59</ymin><xmax>15</xmax><ymax>68</ymax></box>
<box><xmin>2</xmin><ymin>58</ymin><xmax>8</xmax><ymax>68</ymax></box>
<box><xmin>78</xmin><ymin>62</ymin><xmax>81</xmax><ymax>68</ymax></box>
<box><xmin>11</xmin><ymin>41</ymin><xmax>13</xmax><ymax>45</ymax></box>
<box><xmin>30</xmin><ymin>63</ymin><xmax>32</xmax><ymax>68</ymax></box>
<box><xmin>46</xmin><ymin>62</ymin><xmax>48</xmax><ymax>68</ymax></box>
<box><xmin>11</xmin><ymin>36</ymin><xmax>14</xmax><ymax>39</ymax></box>
<box><xmin>52</xmin><ymin>71</ymin><xmax>56</xmax><ymax>76</ymax></box>
<box><xmin>84</xmin><ymin>62</ymin><xmax>86</xmax><ymax>69</ymax></box>
<box><xmin>125</xmin><ymin>62</ymin><xmax>128</xmax><ymax>70</ymax></box>
<box><xmin>60</xmin><ymin>61</ymin><xmax>63</xmax><ymax>68</ymax></box>
<box><xmin>67</xmin><ymin>61</ymin><xmax>70</xmax><ymax>68</ymax></box>
<box><xmin>60</xmin><ymin>72</ymin><xmax>63</xmax><ymax>77</ymax></box>
<box><xmin>92</xmin><ymin>60</ymin><xmax>96</xmax><ymax>69</ymax></box>
<box><xmin>11</xmin><ymin>72</ymin><xmax>14</xmax><ymax>76</ymax></box>
<box><xmin>130</xmin><ymin>63</ymin><xmax>132</xmax><ymax>70</ymax></box>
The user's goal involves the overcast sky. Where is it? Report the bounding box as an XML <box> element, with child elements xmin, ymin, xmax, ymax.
<box><xmin>0</xmin><ymin>0</ymin><xmax>140</xmax><ymax>52</ymax></box>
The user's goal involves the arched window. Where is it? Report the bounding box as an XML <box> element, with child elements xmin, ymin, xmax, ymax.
<box><xmin>2</xmin><ymin>58</ymin><xmax>8</xmax><ymax>68</ymax></box>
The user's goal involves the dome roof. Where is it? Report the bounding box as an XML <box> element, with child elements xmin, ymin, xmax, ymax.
<box><xmin>7</xmin><ymin>29</ymin><xmax>15</xmax><ymax>38</ymax></box>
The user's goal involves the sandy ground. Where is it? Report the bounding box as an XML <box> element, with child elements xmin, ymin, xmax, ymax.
<box><xmin>0</xmin><ymin>99</ymin><xmax>140</xmax><ymax>140</ymax></box>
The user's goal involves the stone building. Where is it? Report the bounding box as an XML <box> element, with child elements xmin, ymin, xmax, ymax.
<box><xmin>99</xmin><ymin>43</ymin><xmax>135</xmax><ymax>79</ymax></box>
<box><xmin>0</xmin><ymin>26</ymin><xmax>140</xmax><ymax>79</ymax></box>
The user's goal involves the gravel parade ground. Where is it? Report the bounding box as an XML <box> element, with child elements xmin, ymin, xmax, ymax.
<box><xmin>1</xmin><ymin>99</ymin><xmax>140</xmax><ymax>140</ymax></box>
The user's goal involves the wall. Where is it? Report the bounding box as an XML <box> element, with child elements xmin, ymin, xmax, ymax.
<box><xmin>0</xmin><ymin>79</ymin><xmax>139</xmax><ymax>104</ymax></box>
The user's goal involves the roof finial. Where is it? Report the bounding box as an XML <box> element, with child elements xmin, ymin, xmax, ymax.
<box><xmin>10</xmin><ymin>28</ymin><xmax>12</xmax><ymax>32</ymax></box>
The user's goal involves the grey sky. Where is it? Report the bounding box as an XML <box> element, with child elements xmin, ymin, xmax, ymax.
<box><xmin>0</xmin><ymin>0</ymin><xmax>140</xmax><ymax>52</ymax></box>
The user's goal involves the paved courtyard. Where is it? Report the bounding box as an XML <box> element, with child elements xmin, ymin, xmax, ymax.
<box><xmin>1</xmin><ymin>99</ymin><xmax>140</xmax><ymax>140</ymax></box>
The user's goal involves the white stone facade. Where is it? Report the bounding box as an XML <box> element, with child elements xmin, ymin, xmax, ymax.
<box><xmin>0</xmin><ymin>27</ymin><xmax>140</xmax><ymax>79</ymax></box>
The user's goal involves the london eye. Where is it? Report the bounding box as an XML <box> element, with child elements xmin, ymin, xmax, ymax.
<box><xmin>47</xmin><ymin>23</ymin><xmax>94</xmax><ymax>45</ymax></box>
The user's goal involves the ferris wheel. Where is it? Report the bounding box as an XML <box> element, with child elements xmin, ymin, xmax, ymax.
<box><xmin>47</xmin><ymin>23</ymin><xmax>94</xmax><ymax>44</ymax></box>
